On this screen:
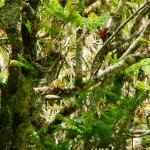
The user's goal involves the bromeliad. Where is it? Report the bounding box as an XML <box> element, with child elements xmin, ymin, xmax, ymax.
<box><xmin>97</xmin><ymin>27</ymin><xmax>108</xmax><ymax>43</ymax></box>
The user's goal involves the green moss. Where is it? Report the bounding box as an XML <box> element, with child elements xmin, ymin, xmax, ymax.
<box><xmin>75</xmin><ymin>76</ymin><xmax>83</xmax><ymax>86</ymax></box>
<box><xmin>141</xmin><ymin>135</ymin><xmax>150</xmax><ymax>148</ymax></box>
<box><xmin>16</xmin><ymin>74</ymin><xmax>33</xmax><ymax>114</ymax></box>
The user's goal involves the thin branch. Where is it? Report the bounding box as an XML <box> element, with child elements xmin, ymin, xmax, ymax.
<box><xmin>105</xmin><ymin>2</ymin><xmax>148</xmax><ymax>44</ymax></box>
<box><xmin>91</xmin><ymin>2</ymin><xmax>149</xmax><ymax>75</ymax></box>
<box><xmin>44</xmin><ymin>95</ymin><xmax>61</xmax><ymax>100</ymax></box>
<box><xmin>129</xmin><ymin>129</ymin><xmax>150</xmax><ymax>138</ymax></box>
<box><xmin>82</xmin><ymin>56</ymin><xmax>90</xmax><ymax>71</ymax></box>
<box><xmin>130</xmin><ymin>129</ymin><xmax>150</xmax><ymax>134</ymax></box>
<box><xmin>107</xmin><ymin>2</ymin><xmax>148</xmax><ymax>39</ymax></box>
<box><xmin>130</xmin><ymin>6</ymin><xmax>150</xmax><ymax>34</ymax></box>
<box><xmin>120</xmin><ymin>19</ymin><xmax>150</xmax><ymax>59</ymax></box>
<box><xmin>34</xmin><ymin>49</ymin><xmax>150</xmax><ymax>97</ymax></box>
<box><xmin>0</xmin><ymin>37</ymin><xmax>9</xmax><ymax>45</ymax></box>
<box><xmin>62</xmin><ymin>27</ymin><xmax>81</xmax><ymax>49</ymax></box>
<box><xmin>47</xmin><ymin>106</ymin><xmax>77</xmax><ymax>134</ymax></box>
<box><xmin>0</xmin><ymin>6</ymin><xmax>4</xmax><ymax>24</ymax></box>
<box><xmin>22</xmin><ymin>2</ymin><xmax>36</xmax><ymax>16</ymax></box>
<box><xmin>33</xmin><ymin>86</ymin><xmax>50</xmax><ymax>93</ymax></box>
<box><xmin>37</xmin><ymin>32</ymin><xmax>49</xmax><ymax>39</ymax></box>
<box><xmin>146</xmin><ymin>114</ymin><xmax>150</xmax><ymax>128</ymax></box>
<box><xmin>108</xmin><ymin>0</ymin><xmax>127</xmax><ymax>32</ymax></box>
<box><xmin>85</xmin><ymin>50</ymin><xmax>149</xmax><ymax>90</ymax></box>
<box><xmin>115</xmin><ymin>0</ymin><xmax>126</xmax><ymax>14</ymax></box>
<box><xmin>83</xmin><ymin>0</ymin><xmax>109</xmax><ymax>15</ymax></box>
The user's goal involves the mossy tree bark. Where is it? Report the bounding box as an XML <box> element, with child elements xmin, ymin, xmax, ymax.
<box><xmin>0</xmin><ymin>1</ymin><xmax>40</xmax><ymax>149</ymax></box>
<box><xmin>75</xmin><ymin>28</ymin><xmax>83</xmax><ymax>86</ymax></box>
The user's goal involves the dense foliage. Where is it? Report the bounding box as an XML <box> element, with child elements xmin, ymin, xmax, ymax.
<box><xmin>0</xmin><ymin>0</ymin><xmax>150</xmax><ymax>149</ymax></box>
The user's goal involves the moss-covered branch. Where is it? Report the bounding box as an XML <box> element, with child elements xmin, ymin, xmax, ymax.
<box><xmin>108</xmin><ymin>0</ymin><xmax>126</xmax><ymax>32</ymax></box>
<box><xmin>130</xmin><ymin>5</ymin><xmax>150</xmax><ymax>35</ymax></box>
<box><xmin>34</xmin><ymin>48</ymin><xmax>150</xmax><ymax>97</ymax></box>
<box><xmin>91</xmin><ymin>2</ymin><xmax>149</xmax><ymax>75</ymax></box>
<box><xmin>121</xmin><ymin>19</ymin><xmax>150</xmax><ymax>59</ymax></box>
<box><xmin>83</xmin><ymin>0</ymin><xmax>109</xmax><ymax>15</ymax></box>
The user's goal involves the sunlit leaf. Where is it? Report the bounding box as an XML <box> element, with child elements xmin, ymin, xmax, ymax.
<box><xmin>135</xmin><ymin>80</ymin><xmax>150</xmax><ymax>91</ymax></box>
<box><xmin>0</xmin><ymin>70</ymin><xmax>9</xmax><ymax>84</ymax></box>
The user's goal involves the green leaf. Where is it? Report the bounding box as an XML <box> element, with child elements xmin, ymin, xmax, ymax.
<box><xmin>126</xmin><ymin>2</ymin><xmax>134</xmax><ymax>8</ymax></box>
<box><xmin>135</xmin><ymin>80</ymin><xmax>150</xmax><ymax>91</ymax></box>
<box><xmin>24</xmin><ymin>20</ymin><xmax>33</xmax><ymax>32</ymax></box>
<box><xmin>0</xmin><ymin>70</ymin><xmax>9</xmax><ymax>84</ymax></box>
<box><xmin>10</xmin><ymin>55</ymin><xmax>36</xmax><ymax>74</ymax></box>
<box><xmin>139</xmin><ymin>37</ymin><xmax>150</xmax><ymax>45</ymax></box>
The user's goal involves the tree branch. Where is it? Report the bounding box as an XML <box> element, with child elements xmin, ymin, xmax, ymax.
<box><xmin>130</xmin><ymin>5</ymin><xmax>150</xmax><ymax>34</ymax></box>
<box><xmin>83</xmin><ymin>0</ymin><xmax>109</xmax><ymax>15</ymax></box>
<box><xmin>22</xmin><ymin>2</ymin><xmax>36</xmax><ymax>17</ymax></box>
<box><xmin>0</xmin><ymin>37</ymin><xmax>9</xmax><ymax>45</ymax></box>
<box><xmin>47</xmin><ymin>106</ymin><xmax>77</xmax><ymax>134</ymax></box>
<box><xmin>91</xmin><ymin>2</ymin><xmax>149</xmax><ymax>74</ymax></box>
<box><xmin>129</xmin><ymin>129</ymin><xmax>150</xmax><ymax>137</ymax></box>
<box><xmin>108</xmin><ymin>0</ymin><xmax>126</xmax><ymax>32</ymax></box>
<box><xmin>120</xmin><ymin>19</ymin><xmax>150</xmax><ymax>59</ymax></box>
<box><xmin>146</xmin><ymin>114</ymin><xmax>150</xmax><ymax>128</ymax></box>
<box><xmin>34</xmin><ymin>49</ymin><xmax>150</xmax><ymax>97</ymax></box>
<box><xmin>44</xmin><ymin>95</ymin><xmax>61</xmax><ymax>100</ymax></box>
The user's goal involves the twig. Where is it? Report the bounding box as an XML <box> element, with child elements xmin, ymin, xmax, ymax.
<box><xmin>91</xmin><ymin>2</ymin><xmax>149</xmax><ymax>76</ymax></box>
<box><xmin>33</xmin><ymin>49</ymin><xmax>150</xmax><ymax>97</ymax></box>
<box><xmin>120</xmin><ymin>19</ymin><xmax>150</xmax><ymax>59</ymax></box>
<box><xmin>22</xmin><ymin>2</ymin><xmax>36</xmax><ymax>16</ymax></box>
<box><xmin>44</xmin><ymin>95</ymin><xmax>61</xmax><ymax>100</ymax></box>
<box><xmin>83</xmin><ymin>0</ymin><xmax>110</xmax><ymax>15</ymax></box>
<box><xmin>105</xmin><ymin>2</ymin><xmax>148</xmax><ymax>44</ymax></box>
<box><xmin>146</xmin><ymin>114</ymin><xmax>150</xmax><ymax>128</ymax></box>
<box><xmin>0</xmin><ymin>37</ymin><xmax>9</xmax><ymax>45</ymax></box>
<box><xmin>62</xmin><ymin>27</ymin><xmax>81</xmax><ymax>49</ymax></box>
<box><xmin>129</xmin><ymin>129</ymin><xmax>150</xmax><ymax>138</ymax></box>
<box><xmin>108</xmin><ymin>0</ymin><xmax>127</xmax><ymax>32</ymax></box>
<box><xmin>130</xmin><ymin>6</ymin><xmax>150</xmax><ymax>34</ymax></box>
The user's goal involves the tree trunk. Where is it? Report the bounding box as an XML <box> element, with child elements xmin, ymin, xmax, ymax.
<box><xmin>75</xmin><ymin>28</ymin><xmax>83</xmax><ymax>86</ymax></box>
<box><xmin>0</xmin><ymin>1</ymin><xmax>40</xmax><ymax>149</ymax></box>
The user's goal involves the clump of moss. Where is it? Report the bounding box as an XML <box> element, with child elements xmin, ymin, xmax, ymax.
<box><xmin>141</xmin><ymin>135</ymin><xmax>150</xmax><ymax>148</ymax></box>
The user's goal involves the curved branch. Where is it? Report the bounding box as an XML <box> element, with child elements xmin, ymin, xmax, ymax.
<box><xmin>146</xmin><ymin>114</ymin><xmax>150</xmax><ymax>129</ymax></box>
<box><xmin>22</xmin><ymin>2</ymin><xmax>36</xmax><ymax>17</ymax></box>
<box><xmin>129</xmin><ymin>129</ymin><xmax>150</xmax><ymax>138</ymax></box>
<box><xmin>108</xmin><ymin>0</ymin><xmax>126</xmax><ymax>32</ymax></box>
<box><xmin>83</xmin><ymin>0</ymin><xmax>109</xmax><ymax>15</ymax></box>
<box><xmin>130</xmin><ymin>6</ymin><xmax>150</xmax><ymax>34</ymax></box>
<box><xmin>91</xmin><ymin>2</ymin><xmax>149</xmax><ymax>75</ymax></box>
<box><xmin>44</xmin><ymin>95</ymin><xmax>61</xmax><ymax>100</ymax></box>
<box><xmin>84</xmin><ymin>50</ymin><xmax>149</xmax><ymax>91</ymax></box>
<box><xmin>120</xmin><ymin>19</ymin><xmax>150</xmax><ymax>59</ymax></box>
<box><xmin>34</xmin><ymin>49</ymin><xmax>150</xmax><ymax>97</ymax></box>
<box><xmin>0</xmin><ymin>37</ymin><xmax>9</xmax><ymax>45</ymax></box>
